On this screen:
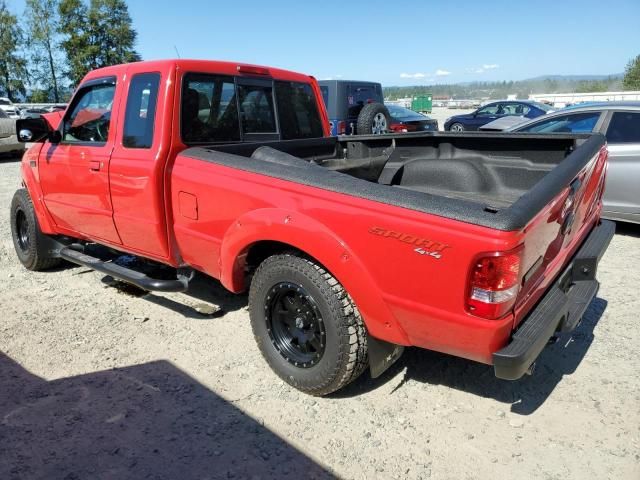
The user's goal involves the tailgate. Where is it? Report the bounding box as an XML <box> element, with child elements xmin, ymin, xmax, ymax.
<box><xmin>512</xmin><ymin>139</ymin><xmax>609</xmax><ymax>328</ymax></box>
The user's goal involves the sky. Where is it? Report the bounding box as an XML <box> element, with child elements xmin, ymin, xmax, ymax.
<box><xmin>9</xmin><ymin>0</ymin><xmax>640</xmax><ymax>86</ymax></box>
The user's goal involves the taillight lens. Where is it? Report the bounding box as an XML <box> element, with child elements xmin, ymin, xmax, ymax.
<box><xmin>338</xmin><ymin>121</ymin><xmax>346</xmax><ymax>135</ymax></box>
<box><xmin>466</xmin><ymin>247</ymin><xmax>523</xmax><ymax>319</ymax></box>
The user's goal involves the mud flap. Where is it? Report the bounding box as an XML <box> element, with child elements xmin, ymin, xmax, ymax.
<box><xmin>368</xmin><ymin>336</ymin><xmax>404</xmax><ymax>378</ymax></box>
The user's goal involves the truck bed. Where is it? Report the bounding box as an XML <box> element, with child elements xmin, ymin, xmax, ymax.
<box><xmin>185</xmin><ymin>132</ymin><xmax>605</xmax><ymax>231</ymax></box>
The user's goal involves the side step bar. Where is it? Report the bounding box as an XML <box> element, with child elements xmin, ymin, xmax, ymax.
<box><xmin>59</xmin><ymin>247</ymin><xmax>189</xmax><ymax>293</ymax></box>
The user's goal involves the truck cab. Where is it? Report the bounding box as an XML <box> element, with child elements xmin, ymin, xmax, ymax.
<box><xmin>17</xmin><ymin>59</ymin><xmax>329</xmax><ymax>263</ymax></box>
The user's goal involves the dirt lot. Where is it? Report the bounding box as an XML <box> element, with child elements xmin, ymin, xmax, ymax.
<box><xmin>427</xmin><ymin>107</ymin><xmax>475</xmax><ymax>130</ymax></box>
<box><xmin>0</xmin><ymin>156</ymin><xmax>638</xmax><ymax>480</ymax></box>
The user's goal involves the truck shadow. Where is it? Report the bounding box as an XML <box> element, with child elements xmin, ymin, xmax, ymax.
<box><xmin>338</xmin><ymin>297</ymin><xmax>608</xmax><ymax>415</ymax></box>
<box><xmin>0</xmin><ymin>352</ymin><xmax>331</xmax><ymax>480</ymax></box>
<box><xmin>101</xmin><ymin>272</ymin><xmax>248</xmax><ymax>320</ymax></box>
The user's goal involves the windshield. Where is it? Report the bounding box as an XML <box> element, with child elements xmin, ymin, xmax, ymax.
<box><xmin>386</xmin><ymin>104</ymin><xmax>424</xmax><ymax>119</ymax></box>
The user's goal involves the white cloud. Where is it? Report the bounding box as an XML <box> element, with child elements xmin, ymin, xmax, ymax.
<box><xmin>435</xmin><ymin>69</ymin><xmax>451</xmax><ymax>76</ymax></box>
<box><xmin>400</xmin><ymin>72</ymin><xmax>426</xmax><ymax>79</ymax></box>
<box><xmin>472</xmin><ymin>64</ymin><xmax>500</xmax><ymax>74</ymax></box>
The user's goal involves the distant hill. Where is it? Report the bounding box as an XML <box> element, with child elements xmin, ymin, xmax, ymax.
<box><xmin>384</xmin><ymin>74</ymin><xmax>626</xmax><ymax>101</ymax></box>
<box><xmin>524</xmin><ymin>74</ymin><xmax>623</xmax><ymax>82</ymax></box>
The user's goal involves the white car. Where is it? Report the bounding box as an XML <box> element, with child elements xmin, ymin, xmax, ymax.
<box><xmin>0</xmin><ymin>109</ymin><xmax>24</xmax><ymax>157</ymax></box>
<box><xmin>0</xmin><ymin>97</ymin><xmax>21</xmax><ymax>119</ymax></box>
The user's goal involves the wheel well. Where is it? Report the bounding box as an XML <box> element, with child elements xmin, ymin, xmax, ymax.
<box><xmin>244</xmin><ymin>240</ymin><xmax>304</xmax><ymax>280</ymax></box>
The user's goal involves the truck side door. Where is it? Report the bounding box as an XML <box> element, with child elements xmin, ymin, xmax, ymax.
<box><xmin>109</xmin><ymin>71</ymin><xmax>170</xmax><ymax>259</ymax></box>
<box><xmin>38</xmin><ymin>77</ymin><xmax>122</xmax><ymax>244</ymax></box>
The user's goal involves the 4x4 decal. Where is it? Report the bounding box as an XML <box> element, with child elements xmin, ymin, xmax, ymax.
<box><xmin>368</xmin><ymin>227</ymin><xmax>450</xmax><ymax>259</ymax></box>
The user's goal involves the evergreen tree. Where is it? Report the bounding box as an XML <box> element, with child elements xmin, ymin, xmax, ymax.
<box><xmin>24</xmin><ymin>0</ymin><xmax>64</xmax><ymax>102</ymax></box>
<box><xmin>0</xmin><ymin>1</ymin><xmax>28</xmax><ymax>100</ymax></box>
<box><xmin>59</xmin><ymin>0</ymin><xmax>140</xmax><ymax>87</ymax></box>
<box><xmin>622</xmin><ymin>55</ymin><xmax>640</xmax><ymax>91</ymax></box>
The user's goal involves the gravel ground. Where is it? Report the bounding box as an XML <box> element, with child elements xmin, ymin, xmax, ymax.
<box><xmin>0</xmin><ymin>156</ymin><xmax>638</xmax><ymax>480</ymax></box>
<box><xmin>426</xmin><ymin>107</ymin><xmax>475</xmax><ymax>130</ymax></box>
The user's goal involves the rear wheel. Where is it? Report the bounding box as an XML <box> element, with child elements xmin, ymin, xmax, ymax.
<box><xmin>249</xmin><ymin>253</ymin><xmax>368</xmax><ymax>396</ymax></box>
<box><xmin>449</xmin><ymin>122</ymin><xmax>465</xmax><ymax>132</ymax></box>
<box><xmin>10</xmin><ymin>189</ymin><xmax>61</xmax><ymax>271</ymax></box>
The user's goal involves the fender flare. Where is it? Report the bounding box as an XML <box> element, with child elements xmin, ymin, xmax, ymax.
<box><xmin>20</xmin><ymin>159</ymin><xmax>57</xmax><ymax>234</ymax></box>
<box><xmin>219</xmin><ymin>208</ymin><xmax>410</xmax><ymax>345</ymax></box>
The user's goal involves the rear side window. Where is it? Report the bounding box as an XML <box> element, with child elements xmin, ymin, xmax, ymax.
<box><xmin>123</xmin><ymin>73</ymin><xmax>160</xmax><ymax>148</ymax></box>
<box><xmin>237</xmin><ymin>84</ymin><xmax>277</xmax><ymax>134</ymax></box>
<box><xmin>275</xmin><ymin>81</ymin><xmax>324</xmax><ymax>140</ymax></box>
<box><xmin>62</xmin><ymin>78</ymin><xmax>116</xmax><ymax>144</ymax></box>
<box><xmin>347</xmin><ymin>83</ymin><xmax>383</xmax><ymax>118</ymax></box>
<box><xmin>182</xmin><ymin>74</ymin><xmax>240</xmax><ymax>144</ymax></box>
<box><xmin>518</xmin><ymin>112</ymin><xmax>600</xmax><ymax>133</ymax></box>
<box><xmin>606</xmin><ymin>112</ymin><xmax>640</xmax><ymax>143</ymax></box>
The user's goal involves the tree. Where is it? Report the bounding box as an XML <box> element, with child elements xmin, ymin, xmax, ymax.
<box><xmin>622</xmin><ymin>55</ymin><xmax>640</xmax><ymax>91</ymax></box>
<box><xmin>58</xmin><ymin>0</ymin><xmax>89</xmax><ymax>86</ymax></box>
<box><xmin>0</xmin><ymin>1</ymin><xmax>28</xmax><ymax>100</ymax></box>
<box><xmin>24</xmin><ymin>0</ymin><xmax>64</xmax><ymax>102</ymax></box>
<box><xmin>59</xmin><ymin>0</ymin><xmax>140</xmax><ymax>87</ymax></box>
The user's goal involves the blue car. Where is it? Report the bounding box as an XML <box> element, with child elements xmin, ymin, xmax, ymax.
<box><xmin>444</xmin><ymin>100</ymin><xmax>553</xmax><ymax>132</ymax></box>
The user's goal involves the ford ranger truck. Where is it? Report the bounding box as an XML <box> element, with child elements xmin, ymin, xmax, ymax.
<box><xmin>12</xmin><ymin>59</ymin><xmax>614</xmax><ymax>396</ymax></box>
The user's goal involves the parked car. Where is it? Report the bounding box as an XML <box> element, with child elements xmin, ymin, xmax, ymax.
<box><xmin>0</xmin><ymin>109</ymin><xmax>24</xmax><ymax>157</ymax></box>
<box><xmin>0</xmin><ymin>97</ymin><xmax>21</xmax><ymax>119</ymax></box>
<box><xmin>444</xmin><ymin>100</ymin><xmax>553</xmax><ymax>132</ymax></box>
<box><xmin>385</xmin><ymin>104</ymin><xmax>438</xmax><ymax>132</ymax></box>
<box><xmin>482</xmin><ymin>102</ymin><xmax>640</xmax><ymax>224</ymax></box>
<box><xmin>20</xmin><ymin>105</ymin><xmax>66</xmax><ymax>119</ymax></box>
<box><xmin>12</xmin><ymin>59</ymin><xmax>613</xmax><ymax>396</ymax></box>
<box><xmin>318</xmin><ymin>80</ymin><xmax>391</xmax><ymax>135</ymax></box>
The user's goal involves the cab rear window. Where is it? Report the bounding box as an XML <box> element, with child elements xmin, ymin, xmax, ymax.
<box><xmin>181</xmin><ymin>74</ymin><xmax>323</xmax><ymax>144</ymax></box>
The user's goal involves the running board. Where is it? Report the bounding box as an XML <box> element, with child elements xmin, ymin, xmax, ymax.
<box><xmin>59</xmin><ymin>247</ymin><xmax>189</xmax><ymax>293</ymax></box>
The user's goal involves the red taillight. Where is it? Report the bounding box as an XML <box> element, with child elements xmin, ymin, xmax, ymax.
<box><xmin>466</xmin><ymin>247</ymin><xmax>523</xmax><ymax>319</ymax></box>
<box><xmin>337</xmin><ymin>121</ymin><xmax>346</xmax><ymax>135</ymax></box>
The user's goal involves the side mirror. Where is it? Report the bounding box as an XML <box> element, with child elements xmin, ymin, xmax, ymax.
<box><xmin>49</xmin><ymin>130</ymin><xmax>62</xmax><ymax>144</ymax></box>
<box><xmin>15</xmin><ymin>117</ymin><xmax>52</xmax><ymax>143</ymax></box>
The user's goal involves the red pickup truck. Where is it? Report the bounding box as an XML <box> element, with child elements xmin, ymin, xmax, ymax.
<box><xmin>12</xmin><ymin>59</ymin><xmax>614</xmax><ymax>395</ymax></box>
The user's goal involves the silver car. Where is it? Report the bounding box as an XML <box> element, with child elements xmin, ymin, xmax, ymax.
<box><xmin>483</xmin><ymin>102</ymin><xmax>640</xmax><ymax>224</ymax></box>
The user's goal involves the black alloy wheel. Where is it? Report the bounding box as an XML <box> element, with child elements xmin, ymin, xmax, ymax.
<box><xmin>265</xmin><ymin>282</ymin><xmax>326</xmax><ymax>368</ymax></box>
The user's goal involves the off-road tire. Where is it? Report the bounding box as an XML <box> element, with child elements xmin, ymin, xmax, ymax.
<box><xmin>249</xmin><ymin>253</ymin><xmax>368</xmax><ymax>396</ymax></box>
<box><xmin>10</xmin><ymin>188</ymin><xmax>61</xmax><ymax>271</ymax></box>
<box><xmin>356</xmin><ymin>103</ymin><xmax>391</xmax><ymax>135</ymax></box>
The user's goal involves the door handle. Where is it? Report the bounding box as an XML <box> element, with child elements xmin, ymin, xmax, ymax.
<box><xmin>89</xmin><ymin>160</ymin><xmax>101</xmax><ymax>171</ymax></box>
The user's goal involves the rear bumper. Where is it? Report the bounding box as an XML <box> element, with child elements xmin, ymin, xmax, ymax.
<box><xmin>493</xmin><ymin>220</ymin><xmax>615</xmax><ymax>380</ymax></box>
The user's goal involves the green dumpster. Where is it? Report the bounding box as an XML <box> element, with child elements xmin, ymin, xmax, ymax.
<box><xmin>411</xmin><ymin>95</ymin><xmax>433</xmax><ymax>114</ymax></box>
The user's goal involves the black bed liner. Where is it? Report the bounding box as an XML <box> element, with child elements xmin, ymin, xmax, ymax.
<box><xmin>181</xmin><ymin>132</ymin><xmax>605</xmax><ymax>231</ymax></box>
